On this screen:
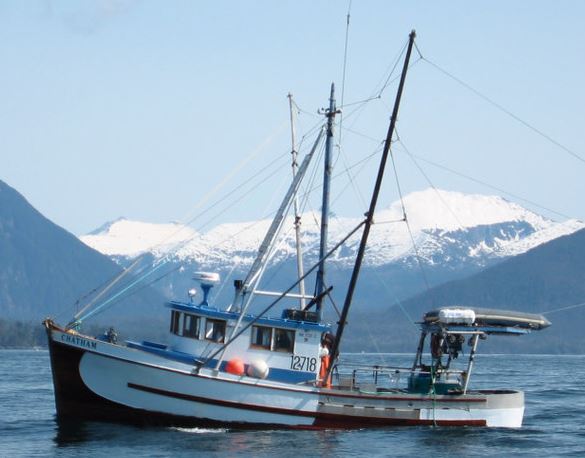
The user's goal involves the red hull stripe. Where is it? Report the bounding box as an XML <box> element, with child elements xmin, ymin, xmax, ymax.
<box><xmin>128</xmin><ymin>382</ymin><xmax>316</xmax><ymax>418</ymax></box>
<box><xmin>127</xmin><ymin>382</ymin><xmax>487</xmax><ymax>427</ymax></box>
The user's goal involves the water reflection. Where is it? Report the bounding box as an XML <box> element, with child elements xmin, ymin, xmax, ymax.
<box><xmin>53</xmin><ymin>417</ymin><xmax>345</xmax><ymax>456</ymax></box>
<box><xmin>53</xmin><ymin>418</ymin><xmax>91</xmax><ymax>447</ymax></box>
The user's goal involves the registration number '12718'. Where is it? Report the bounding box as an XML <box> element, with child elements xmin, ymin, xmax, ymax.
<box><xmin>290</xmin><ymin>355</ymin><xmax>317</xmax><ymax>372</ymax></box>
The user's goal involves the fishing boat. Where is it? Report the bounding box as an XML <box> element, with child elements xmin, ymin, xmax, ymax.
<box><xmin>44</xmin><ymin>31</ymin><xmax>551</xmax><ymax>428</ymax></box>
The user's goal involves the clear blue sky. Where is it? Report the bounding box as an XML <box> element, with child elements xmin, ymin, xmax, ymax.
<box><xmin>1</xmin><ymin>1</ymin><xmax>584</xmax><ymax>235</ymax></box>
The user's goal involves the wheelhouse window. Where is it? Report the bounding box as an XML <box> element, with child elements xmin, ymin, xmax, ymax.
<box><xmin>251</xmin><ymin>326</ymin><xmax>272</xmax><ymax>349</ymax></box>
<box><xmin>170</xmin><ymin>310</ymin><xmax>182</xmax><ymax>335</ymax></box>
<box><xmin>205</xmin><ymin>319</ymin><xmax>226</xmax><ymax>343</ymax></box>
<box><xmin>273</xmin><ymin>328</ymin><xmax>295</xmax><ymax>353</ymax></box>
<box><xmin>183</xmin><ymin>313</ymin><xmax>200</xmax><ymax>339</ymax></box>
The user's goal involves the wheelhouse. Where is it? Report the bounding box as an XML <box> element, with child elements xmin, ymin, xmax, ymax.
<box><xmin>160</xmin><ymin>300</ymin><xmax>331</xmax><ymax>383</ymax></box>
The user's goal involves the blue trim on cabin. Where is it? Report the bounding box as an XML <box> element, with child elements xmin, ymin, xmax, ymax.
<box><xmin>127</xmin><ymin>340</ymin><xmax>198</xmax><ymax>365</ymax></box>
<box><xmin>126</xmin><ymin>340</ymin><xmax>316</xmax><ymax>383</ymax></box>
<box><xmin>166</xmin><ymin>301</ymin><xmax>332</xmax><ymax>333</ymax></box>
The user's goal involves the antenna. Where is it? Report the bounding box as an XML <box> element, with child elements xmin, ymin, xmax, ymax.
<box><xmin>193</xmin><ymin>272</ymin><xmax>220</xmax><ymax>306</ymax></box>
<box><xmin>288</xmin><ymin>93</ymin><xmax>307</xmax><ymax>310</ymax></box>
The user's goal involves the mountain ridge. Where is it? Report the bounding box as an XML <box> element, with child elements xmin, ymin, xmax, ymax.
<box><xmin>81</xmin><ymin>188</ymin><xmax>584</xmax><ymax>272</ymax></box>
<box><xmin>345</xmin><ymin>227</ymin><xmax>585</xmax><ymax>354</ymax></box>
<box><xmin>0</xmin><ymin>179</ymin><xmax>167</xmax><ymax>333</ymax></box>
<box><xmin>2</xmin><ymin>178</ymin><xmax>584</xmax><ymax>353</ymax></box>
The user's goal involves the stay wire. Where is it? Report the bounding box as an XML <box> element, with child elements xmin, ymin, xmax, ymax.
<box><xmin>187</xmin><ymin>153</ymin><xmax>291</xmax><ymax>234</ymax></box>
<box><xmin>84</xmin><ymin>150</ymin><xmax>293</xmax><ymax>319</ymax></box>
<box><xmin>376</xmin><ymin>40</ymin><xmax>408</xmax><ymax>98</ymax></box>
<box><xmin>422</xmin><ymin>57</ymin><xmax>585</xmax><ymax>166</ymax></box>
<box><xmin>330</xmin><ymin>38</ymin><xmax>416</xmax><ymax>138</ymax></box>
<box><xmin>77</xmin><ymin>113</ymin><xmax>373</xmax><ymax>324</ymax></box>
<box><xmin>396</xmin><ymin>134</ymin><xmax>466</xmax><ymax>231</ymax></box>
<box><xmin>52</xmin><ymin>269</ymin><xmax>131</xmax><ymax>322</ymax></box>
<box><xmin>69</xmin><ymin>122</ymin><xmax>291</xmax><ymax>320</ymax></box>
<box><xmin>75</xmin><ymin>257</ymin><xmax>173</xmax><ymax>324</ymax></box>
<box><xmin>192</xmin><ymin>135</ymin><xmax>327</xmax><ymax>270</ymax></box>
<box><xmin>339</xmin><ymin>95</ymin><xmax>382</xmax><ymax>109</ymax></box>
<box><xmin>330</xmin><ymin>143</ymin><xmax>381</xmax><ymax>209</ymax></box>
<box><xmin>336</xmin><ymin>56</ymin><xmax>422</xmax><ymax>139</ymax></box>
<box><xmin>338</xmin><ymin>0</ymin><xmax>352</xmax><ymax>147</ymax></box>
<box><xmin>73</xmin><ymin>257</ymin><xmax>143</xmax><ymax>321</ymax></box>
<box><xmin>159</xmin><ymin>119</ymin><xmax>326</xmax><ymax>262</ymax></box>
<box><xmin>388</xmin><ymin>139</ymin><xmax>432</xmax><ymax>294</ymax></box>
<box><xmin>197</xmin><ymin>220</ymin><xmax>367</xmax><ymax>369</ymax></box>
<box><xmin>79</xmin><ymin>263</ymin><xmax>185</xmax><ymax>321</ymax></box>
<box><xmin>326</xmin><ymin>293</ymin><xmax>342</xmax><ymax>319</ymax></box>
<box><xmin>184</xmin><ymin>133</ymin><xmax>325</xmax><ymax>288</ymax></box>
<box><xmin>241</xmin><ymin>136</ymin><xmax>376</xmax><ymax>295</ymax></box>
<box><xmin>75</xmin><ymin>86</ymin><xmax>378</xmax><ymax>324</ymax></box>
<box><xmin>173</xmin><ymin>120</ymin><xmax>290</xmax><ymax>234</ymax></box>
<box><xmin>540</xmin><ymin>301</ymin><xmax>585</xmax><ymax>315</ymax></box>
<box><xmin>340</xmin><ymin>124</ymin><xmax>385</xmax><ymax>145</ymax></box>
<box><xmin>137</xmin><ymin>144</ymin><xmax>296</xmax><ymax>266</ymax></box>
<box><xmin>377</xmin><ymin>58</ymin><xmax>423</xmax><ymax>113</ymax></box>
<box><xmin>405</xmin><ymin>149</ymin><xmax>575</xmax><ymax>221</ymax></box>
<box><xmin>165</xmin><ymin>133</ymin><xmax>327</xmax><ymax>298</ymax></box>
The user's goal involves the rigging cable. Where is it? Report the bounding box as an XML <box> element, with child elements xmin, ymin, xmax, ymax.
<box><xmin>102</xmin><ymin>162</ymin><xmax>310</xmax><ymax>323</ymax></box>
<box><xmin>388</xmin><ymin>135</ymin><xmax>432</xmax><ymax>293</ymax></box>
<box><xmin>396</xmin><ymin>132</ymin><xmax>466</xmax><ymax>231</ymax></box>
<box><xmin>69</xmin><ymin>121</ymin><xmax>291</xmax><ymax>320</ymax></box>
<box><xmin>72</xmin><ymin>257</ymin><xmax>142</xmax><ymax>323</ymax></box>
<box><xmin>338</xmin><ymin>0</ymin><xmax>352</xmax><ymax>146</ymax></box>
<box><xmin>79</xmin><ymin>263</ymin><xmax>185</xmax><ymax>317</ymax></box>
<box><xmin>197</xmin><ymin>220</ymin><xmax>367</xmax><ymax>369</ymax></box>
<box><xmin>334</xmin><ymin>3</ymin><xmax>375</xmax><ymax>213</ymax></box>
<box><xmin>403</xmin><ymin>148</ymin><xmax>575</xmax><ymax>221</ymax></box>
<box><xmin>176</xmin><ymin>120</ymin><xmax>291</xmax><ymax>232</ymax></box>
<box><xmin>375</xmin><ymin>39</ymin><xmax>408</xmax><ymax>98</ymax></box>
<box><xmin>74</xmin><ymin>257</ymin><xmax>173</xmax><ymax>324</ymax></box>
<box><xmin>421</xmin><ymin>56</ymin><xmax>585</xmax><ymax>165</ymax></box>
<box><xmin>74</xmin><ymin>153</ymin><xmax>293</xmax><ymax>324</ymax></box>
<box><xmin>540</xmin><ymin>301</ymin><xmax>585</xmax><ymax>315</ymax></box>
<box><xmin>330</xmin><ymin>143</ymin><xmax>382</xmax><ymax>209</ymax></box>
<box><xmin>376</xmin><ymin>57</ymin><xmax>423</xmax><ymax>114</ymax></box>
<box><xmin>243</xmin><ymin>135</ymin><xmax>327</xmax><ymax>290</ymax></box>
<box><xmin>78</xmin><ymin>116</ymin><xmax>331</xmax><ymax>322</ymax></box>
<box><xmin>330</xmin><ymin>35</ymin><xmax>410</xmax><ymax>153</ymax></box>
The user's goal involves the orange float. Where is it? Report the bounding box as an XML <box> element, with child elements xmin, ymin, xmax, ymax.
<box><xmin>225</xmin><ymin>358</ymin><xmax>245</xmax><ymax>375</ymax></box>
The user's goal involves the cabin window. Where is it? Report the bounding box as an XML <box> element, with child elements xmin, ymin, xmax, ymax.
<box><xmin>205</xmin><ymin>319</ymin><xmax>226</xmax><ymax>343</ymax></box>
<box><xmin>251</xmin><ymin>326</ymin><xmax>272</xmax><ymax>350</ymax></box>
<box><xmin>273</xmin><ymin>328</ymin><xmax>295</xmax><ymax>353</ymax></box>
<box><xmin>170</xmin><ymin>310</ymin><xmax>182</xmax><ymax>335</ymax></box>
<box><xmin>183</xmin><ymin>313</ymin><xmax>200</xmax><ymax>339</ymax></box>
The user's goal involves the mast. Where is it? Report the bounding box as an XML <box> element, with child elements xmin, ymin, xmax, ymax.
<box><xmin>326</xmin><ymin>30</ymin><xmax>417</xmax><ymax>378</ymax></box>
<box><xmin>315</xmin><ymin>83</ymin><xmax>339</xmax><ymax>319</ymax></box>
<box><xmin>241</xmin><ymin>130</ymin><xmax>324</xmax><ymax>294</ymax></box>
<box><xmin>216</xmin><ymin>130</ymin><xmax>324</xmax><ymax>370</ymax></box>
<box><xmin>288</xmin><ymin>93</ymin><xmax>307</xmax><ymax>310</ymax></box>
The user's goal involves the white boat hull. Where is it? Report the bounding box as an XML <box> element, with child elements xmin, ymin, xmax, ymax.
<box><xmin>46</xmin><ymin>325</ymin><xmax>525</xmax><ymax>428</ymax></box>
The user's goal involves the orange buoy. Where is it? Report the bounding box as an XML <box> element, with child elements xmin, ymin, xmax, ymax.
<box><xmin>225</xmin><ymin>358</ymin><xmax>245</xmax><ymax>375</ymax></box>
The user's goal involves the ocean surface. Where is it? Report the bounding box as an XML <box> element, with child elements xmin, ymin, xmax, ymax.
<box><xmin>1</xmin><ymin>350</ymin><xmax>584</xmax><ymax>457</ymax></box>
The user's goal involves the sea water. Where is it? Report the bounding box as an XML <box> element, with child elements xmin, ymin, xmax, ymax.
<box><xmin>1</xmin><ymin>350</ymin><xmax>584</xmax><ymax>457</ymax></box>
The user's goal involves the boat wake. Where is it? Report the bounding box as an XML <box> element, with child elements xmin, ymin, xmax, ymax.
<box><xmin>170</xmin><ymin>427</ymin><xmax>228</xmax><ymax>434</ymax></box>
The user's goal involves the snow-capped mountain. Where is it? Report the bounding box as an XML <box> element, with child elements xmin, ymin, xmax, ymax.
<box><xmin>80</xmin><ymin>189</ymin><xmax>583</xmax><ymax>272</ymax></box>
